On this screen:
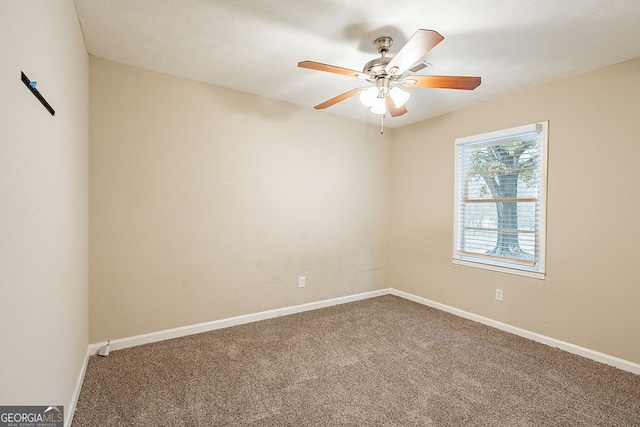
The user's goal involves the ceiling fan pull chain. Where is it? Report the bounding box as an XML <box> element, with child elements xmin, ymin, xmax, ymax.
<box><xmin>381</xmin><ymin>114</ymin><xmax>385</xmax><ymax>134</ymax></box>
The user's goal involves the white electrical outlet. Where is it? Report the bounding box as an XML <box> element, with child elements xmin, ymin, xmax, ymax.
<box><xmin>495</xmin><ymin>289</ymin><xmax>504</xmax><ymax>301</ymax></box>
<box><xmin>299</xmin><ymin>276</ymin><xmax>305</xmax><ymax>288</ymax></box>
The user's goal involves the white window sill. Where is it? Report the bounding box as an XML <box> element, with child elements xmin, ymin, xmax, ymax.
<box><xmin>453</xmin><ymin>258</ymin><xmax>546</xmax><ymax>280</ymax></box>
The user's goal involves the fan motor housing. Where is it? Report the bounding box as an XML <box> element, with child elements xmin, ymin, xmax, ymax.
<box><xmin>363</xmin><ymin>56</ymin><xmax>392</xmax><ymax>77</ymax></box>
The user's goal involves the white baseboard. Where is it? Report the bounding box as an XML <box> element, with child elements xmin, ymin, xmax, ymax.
<box><xmin>66</xmin><ymin>347</ymin><xmax>92</xmax><ymax>427</ymax></box>
<box><xmin>88</xmin><ymin>288</ymin><xmax>391</xmax><ymax>355</ymax></box>
<box><xmin>85</xmin><ymin>287</ymin><xmax>639</xmax><ymax>377</ymax></box>
<box><xmin>390</xmin><ymin>289</ymin><xmax>640</xmax><ymax>375</ymax></box>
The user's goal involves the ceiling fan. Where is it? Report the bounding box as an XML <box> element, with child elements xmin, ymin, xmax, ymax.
<box><xmin>298</xmin><ymin>29</ymin><xmax>481</xmax><ymax>117</ymax></box>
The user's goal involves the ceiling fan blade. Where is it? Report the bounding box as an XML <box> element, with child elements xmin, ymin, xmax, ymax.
<box><xmin>298</xmin><ymin>60</ymin><xmax>368</xmax><ymax>79</ymax></box>
<box><xmin>314</xmin><ymin>88</ymin><xmax>364</xmax><ymax>110</ymax></box>
<box><xmin>402</xmin><ymin>75</ymin><xmax>481</xmax><ymax>90</ymax></box>
<box><xmin>385</xmin><ymin>29</ymin><xmax>444</xmax><ymax>75</ymax></box>
<box><xmin>385</xmin><ymin>96</ymin><xmax>408</xmax><ymax>117</ymax></box>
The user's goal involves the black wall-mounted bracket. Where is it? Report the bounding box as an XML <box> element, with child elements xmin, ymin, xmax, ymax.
<box><xmin>21</xmin><ymin>71</ymin><xmax>55</xmax><ymax>116</ymax></box>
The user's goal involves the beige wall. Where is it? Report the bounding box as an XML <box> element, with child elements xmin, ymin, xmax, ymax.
<box><xmin>391</xmin><ymin>58</ymin><xmax>640</xmax><ymax>364</ymax></box>
<box><xmin>89</xmin><ymin>54</ymin><xmax>639</xmax><ymax>364</ymax></box>
<box><xmin>0</xmin><ymin>0</ymin><xmax>88</xmax><ymax>413</ymax></box>
<box><xmin>89</xmin><ymin>58</ymin><xmax>391</xmax><ymax>342</ymax></box>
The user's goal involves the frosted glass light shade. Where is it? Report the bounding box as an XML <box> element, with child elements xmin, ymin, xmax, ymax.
<box><xmin>389</xmin><ymin>87</ymin><xmax>410</xmax><ymax>108</ymax></box>
<box><xmin>359</xmin><ymin>87</ymin><xmax>379</xmax><ymax>107</ymax></box>
<box><xmin>370</xmin><ymin>96</ymin><xmax>387</xmax><ymax>115</ymax></box>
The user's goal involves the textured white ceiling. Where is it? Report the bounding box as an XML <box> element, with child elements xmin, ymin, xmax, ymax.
<box><xmin>74</xmin><ymin>0</ymin><xmax>640</xmax><ymax>128</ymax></box>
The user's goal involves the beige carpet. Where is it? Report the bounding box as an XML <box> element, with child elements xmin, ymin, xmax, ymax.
<box><xmin>72</xmin><ymin>295</ymin><xmax>640</xmax><ymax>426</ymax></box>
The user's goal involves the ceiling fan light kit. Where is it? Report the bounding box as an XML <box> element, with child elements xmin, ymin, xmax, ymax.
<box><xmin>389</xmin><ymin>87</ymin><xmax>410</xmax><ymax>108</ymax></box>
<box><xmin>370</xmin><ymin>97</ymin><xmax>387</xmax><ymax>115</ymax></box>
<box><xmin>298</xmin><ymin>29</ymin><xmax>481</xmax><ymax>118</ymax></box>
<box><xmin>359</xmin><ymin>86</ymin><xmax>379</xmax><ymax>108</ymax></box>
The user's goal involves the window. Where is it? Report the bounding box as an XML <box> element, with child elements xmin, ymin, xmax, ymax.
<box><xmin>453</xmin><ymin>121</ymin><xmax>548</xmax><ymax>279</ymax></box>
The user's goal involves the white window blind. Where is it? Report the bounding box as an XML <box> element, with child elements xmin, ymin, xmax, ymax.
<box><xmin>454</xmin><ymin>122</ymin><xmax>548</xmax><ymax>278</ymax></box>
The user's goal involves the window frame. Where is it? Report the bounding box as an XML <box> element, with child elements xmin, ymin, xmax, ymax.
<box><xmin>453</xmin><ymin>121</ymin><xmax>549</xmax><ymax>279</ymax></box>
